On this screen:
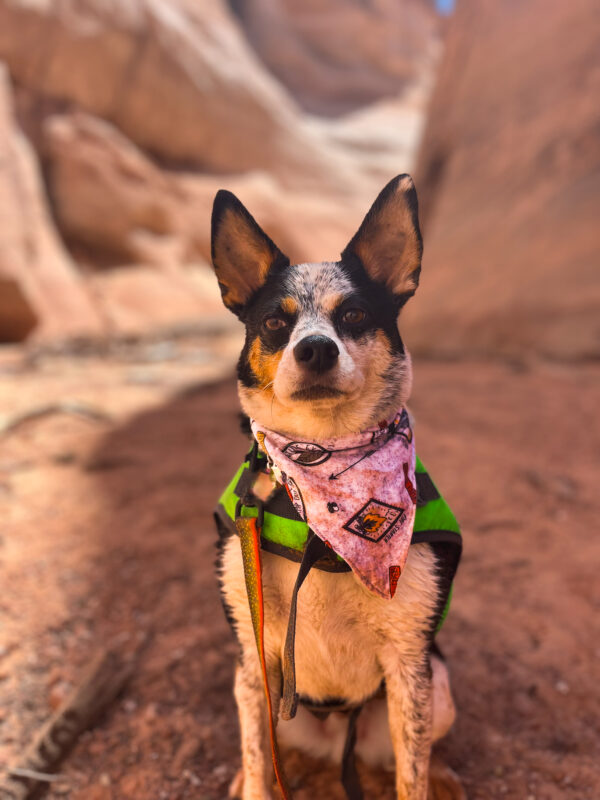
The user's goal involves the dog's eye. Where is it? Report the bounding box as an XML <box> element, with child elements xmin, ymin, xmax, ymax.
<box><xmin>342</xmin><ymin>308</ymin><xmax>366</xmax><ymax>325</ymax></box>
<box><xmin>264</xmin><ymin>316</ymin><xmax>287</xmax><ymax>331</ymax></box>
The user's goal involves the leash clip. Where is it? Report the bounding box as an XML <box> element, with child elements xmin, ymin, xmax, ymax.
<box><xmin>235</xmin><ymin>493</ymin><xmax>265</xmax><ymax>530</ymax></box>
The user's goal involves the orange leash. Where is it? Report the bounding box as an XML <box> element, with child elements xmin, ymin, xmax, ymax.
<box><xmin>234</xmin><ymin>489</ymin><xmax>366</xmax><ymax>800</ymax></box>
<box><xmin>236</xmin><ymin>506</ymin><xmax>290</xmax><ymax>800</ymax></box>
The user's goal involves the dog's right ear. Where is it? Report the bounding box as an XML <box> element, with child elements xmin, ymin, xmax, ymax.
<box><xmin>211</xmin><ymin>190</ymin><xmax>289</xmax><ymax>317</ymax></box>
<box><xmin>341</xmin><ymin>174</ymin><xmax>422</xmax><ymax>302</ymax></box>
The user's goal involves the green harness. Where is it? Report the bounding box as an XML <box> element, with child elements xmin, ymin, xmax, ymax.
<box><xmin>216</xmin><ymin>451</ymin><xmax>461</xmax><ymax>629</ymax></box>
<box><xmin>214</xmin><ymin>447</ymin><xmax>462</xmax><ymax>800</ymax></box>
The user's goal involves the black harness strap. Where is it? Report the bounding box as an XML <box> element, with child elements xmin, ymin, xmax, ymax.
<box><xmin>280</xmin><ymin>532</ymin><xmax>366</xmax><ymax>800</ymax></box>
<box><xmin>416</xmin><ymin>470</ymin><xmax>440</xmax><ymax>506</ymax></box>
<box><xmin>281</xmin><ymin>530</ymin><xmax>331</xmax><ymax>720</ymax></box>
<box><xmin>341</xmin><ymin>706</ymin><xmax>364</xmax><ymax>800</ymax></box>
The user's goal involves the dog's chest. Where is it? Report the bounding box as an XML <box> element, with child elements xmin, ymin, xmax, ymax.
<box><xmin>221</xmin><ymin>537</ymin><xmax>439</xmax><ymax>705</ymax></box>
<box><xmin>281</xmin><ymin>567</ymin><xmax>386</xmax><ymax>704</ymax></box>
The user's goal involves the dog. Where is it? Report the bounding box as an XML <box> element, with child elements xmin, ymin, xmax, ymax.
<box><xmin>211</xmin><ymin>175</ymin><xmax>464</xmax><ymax>800</ymax></box>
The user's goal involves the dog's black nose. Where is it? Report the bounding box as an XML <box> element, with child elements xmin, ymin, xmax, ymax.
<box><xmin>294</xmin><ymin>335</ymin><xmax>339</xmax><ymax>373</ymax></box>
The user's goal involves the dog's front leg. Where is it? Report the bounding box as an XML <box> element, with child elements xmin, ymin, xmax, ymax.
<box><xmin>381</xmin><ymin>649</ymin><xmax>433</xmax><ymax>800</ymax></box>
<box><xmin>233</xmin><ymin>655</ymin><xmax>281</xmax><ymax>800</ymax></box>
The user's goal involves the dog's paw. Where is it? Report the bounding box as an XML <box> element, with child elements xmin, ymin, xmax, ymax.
<box><xmin>428</xmin><ymin>756</ymin><xmax>467</xmax><ymax>800</ymax></box>
<box><xmin>228</xmin><ymin>768</ymin><xmax>243</xmax><ymax>799</ymax></box>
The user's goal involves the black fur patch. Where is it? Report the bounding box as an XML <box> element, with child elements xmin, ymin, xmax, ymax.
<box><xmin>214</xmin><ymin>512</ymin><xmax>241</xmax><ymax>646</ymax></box>
<box><xmin>236</xmin><ymin>265</ymin><xmax>299</xmax><ymax>387</ymax></box>
<box><xmin>336</xmin><ymin>252</ymin><xmax>407</xmax><ymax>355</ymax></box>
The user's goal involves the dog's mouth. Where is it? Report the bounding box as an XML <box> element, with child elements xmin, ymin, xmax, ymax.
<box><xmin>290</xmin><ymin>385</ymin><xmax>346</xmax><ymax>401</ymax></box>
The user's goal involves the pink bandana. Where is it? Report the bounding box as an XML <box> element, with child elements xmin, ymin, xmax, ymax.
<box><xmin>251</xmin><ymin>410</ymin><xmax>417</xmax><ymax>599</ymax></box>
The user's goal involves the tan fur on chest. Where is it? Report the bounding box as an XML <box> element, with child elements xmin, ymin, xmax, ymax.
<box><xmin>220</xmin><ymin>537</ymin><xmax>439</xmax><ymax>705</ymax></box>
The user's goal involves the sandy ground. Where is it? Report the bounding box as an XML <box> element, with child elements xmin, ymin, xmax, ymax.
<box><xmin>0</xmin><ymin>345</ymin><xmax>599</xmax><ymax>800</ymax></box>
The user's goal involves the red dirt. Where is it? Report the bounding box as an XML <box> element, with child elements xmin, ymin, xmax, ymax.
<box><xmin>1</xmin><ymin>355</ymin><xmax>599</xmax><ymax>799</ymax></box>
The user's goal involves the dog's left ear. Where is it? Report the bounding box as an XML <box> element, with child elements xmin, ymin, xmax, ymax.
<box><xmin>211</xmin><ymin>190</ymin><xmax>290</xmax><ymax>316</ymax></box>
<box><xmin>342</xmin><ymin>174</ymin><xmax>422</xmax><ymax>300</ymax></box>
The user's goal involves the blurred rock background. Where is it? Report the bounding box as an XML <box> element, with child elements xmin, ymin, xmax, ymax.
<box><xmin>1</xmin><ymin>3</ymin><xmax>599</xmax><ymax>799</ymax></box>
<box><xmin>0</xmin><ymin>0</ymin><xmax>438</xmax><ymax>344</ymax></box>
<box><xmin>1</xmin><ymin>0</ymin><xmax>597</xmax><ymax>357</ymax></box>
<box><xmin>409</xmin><ymin>0</ymin><xmax>600</xmax><ymax>360</ymax></box>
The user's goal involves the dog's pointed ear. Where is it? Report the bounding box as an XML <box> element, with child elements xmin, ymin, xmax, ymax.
<box><xmin>211</xmin><ymin>190</ymin><xmax>290</xmax><ymax>316</ymax></box>
<box><xmin>341</xmin><ymin>174</ymin><xmax>422</xmax><ymax>300</ymax></box>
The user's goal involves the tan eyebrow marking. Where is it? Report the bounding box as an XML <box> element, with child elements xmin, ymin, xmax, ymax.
<box><xmin>320</xmin><ymin>293</ymin><xmax>346</xmax><ymax>313</ymax></box>
<box><xmin>280</xmin><ymin>296</ymin><xmax>299</xmax><ymax>314</ymax></box>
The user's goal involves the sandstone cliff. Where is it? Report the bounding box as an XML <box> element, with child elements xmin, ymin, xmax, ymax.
<box><xmin>0</xmin><ymin>65</ymin><xmax>103</xmax><ymax>342</ymax></box>
<box><xmin>231</xmin><ymin>0</ymin><xmax>439</xmax><ymax>115</ymax></box>
<box><xmin>406</xmin><ymin>0</ymin><xmax>600</xmax><ymax>359</ymax></box>
<box><xmin>0</xmin><ymin>0</ymin><xmax>433</xmax><ymax>342</ymax></box>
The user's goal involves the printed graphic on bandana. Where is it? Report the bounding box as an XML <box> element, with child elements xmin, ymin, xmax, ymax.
<box><xmin>284</xmin><ymin>476</ymin><xmax>306</xmax><ymax>520</ymax></box>
<box><xmin>344</xmin><ymin>499</ymin><xmax>407</xmax><ymax>543</ymax></box>
<box><xmin>389</xmin><ymin>565</ymin><xmax>402</xmax><ymax>598</ymax></box>
<box><xmin>369</xmin><ymin>409</ymin><xmax>412</xmax><ymax>447</ymax></box>
<box><xmin>250</xmin><ymin>410</ymin><xmax>417</xmax><ymax>599</ymax></box>
<box><xmin>371</xmin><ymin>426</ymin><xmax>391</xmax><ymax>446</ymax></box>
<box><xmin>403</xmin><ymin>462</ymin><xmax>417</xmax><ymax>505</ymax></box>
<box><xmin>396</xmin><ymin>425</ymin><xmax>413</xmax><ymax>445</ymax></box>
<box><xmin>282</xmin><ymin>441</ymin><xmax>331</xmax><ymax>466</ymax></box>
<box><xmin>394</xmin><ymin>409</ymin><xmax>413</xmax><ymax>443</ymax></box>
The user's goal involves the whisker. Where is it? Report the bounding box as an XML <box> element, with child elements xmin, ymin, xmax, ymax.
<box><xmin>259</xmin><ymin>380</ymin><xmax>274</xmax><ymax>395</ymax></box>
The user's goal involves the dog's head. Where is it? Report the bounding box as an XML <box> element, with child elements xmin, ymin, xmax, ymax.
<box><xmin>210</xmin><ymin>175</ymin><xmax>422</xmax><ymax>439</ymax></box>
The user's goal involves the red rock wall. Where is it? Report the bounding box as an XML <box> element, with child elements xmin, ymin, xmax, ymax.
<box><xmin>231</xmin><ymin>0</ymin><xmax>439</xmax><ymax>115</ymax></box>
<box><xmin>406</xmin><ymin>0</ymin><xmax>600</xmax><ymax>359</ymax></box>
<box><xmin>0</xmin><ymin>0</ymin><xmax>316</xmax><ymax>343</ymax></box>
<box><xmin>0</xmin><ymin>0</ymin><xmax>435</xmax><ymax>342</ymax></box>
